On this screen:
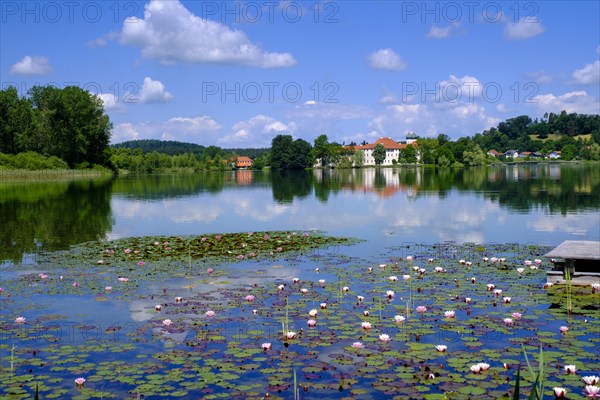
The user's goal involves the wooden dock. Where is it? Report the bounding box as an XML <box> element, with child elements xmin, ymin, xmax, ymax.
<box><xmin>545</xmin><ymin>240</ymin><xmax>600</xmax><ymax>285</ymax></box>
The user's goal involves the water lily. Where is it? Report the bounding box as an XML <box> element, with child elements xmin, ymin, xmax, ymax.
<box><xmin>105</xmin><ymin>286</ymin><xmax>112</xmax><ymax>291</ymax></box>
<box><xmin>300</xmin><ymin>288</ymin><xmax>308</xmax><ymax>294</ymax></box>
<box><xmin>389</xmin><ymin>276</ymin><xmax>397</xmax><ymax>282</ymax></box>
<box><xmin>428</xmin><ymin>258</ymin><xmax>434</xmax><ymax>263</ymax></box>
<box><xmin>486</xmin><ymin>284</ymin><xmax>496</xmax><ymax>291</ymax></box>
<box><xmin>175</xmin><ymin>296</ymin><xmax>184</xmax><ymax>303</ymax></box>
<box><xmin>361</xmin><ymin>322</ymin><xmax>372</xmax><ymax>330</ymax></box>
<box><xmin>403</xmin><ymin>274</ymin><xmax>411</xmax><ymax>281</ymax></box>
<box><xmin>245</xmin><ymin>294</ymin><xmax>255</xmax><ymax>302</ymax></box>
<box><xmin>307</xmin><ymin>319</ymin><xmax>317</xmax><ymax>327</ymax></box>
<box><xmin>530</xmin><ymin>265</ymin><xmax>538</xmax><ymax>270</ymax></box>
<box><xmin>553</xmin><ymin>387</ymin><xmax>567</xmax><ymax>398</ymax></box>
<box><xmin>314</xmin><ymin>267</ymin><xmax>319</xmax><ymax>272</ymax></box>
<box><xmin>435</xmin><ymin>345</ymin><xmax>447</xmax><ymax>352</ymax></box>
<box><xmin>379</xmin><ymin>334</ymin><xmax>391</xmax><ymax>343</ymax></box>
<box><xmin>309</xmin><ymin>309</ymin><xmax>318</xmax><ymax>317</ymax></box>
<box><xmin>15</xmin><ymin>317</ymin><xmax>26</xmax><ymax>324</ymax></box>
<box><xmin>124</xmin><ymin>248</ymin><xmax>131</xmax><ymax>254</ymax></box>
<box><xmin>155</xmin><ymin>305</ymin><xmax>162</xmax><ymax>311</ymax></box>
<box><xmin>412</xmin><ymin>266</ymin><xmax>419</xmax><ymax>271</ymax></box>
<box><xmin>205</xmin><ymin>310</ymin><xmax>215</xmax><ymax>317</ymax></box>
<box><xmin>285</xmin><ymin>331</ymin><xmax>296</xmax><ymax>339</ymax></box>
<box><xmin>444</xmin><ymin>310</ymin><xmax>455</xmax><ymax>318</ymax></box>
<box><xmin>466</xmin><ymin>261</ymin><xmax>472</xmax><ymax>266</ymax></box>
<box><xmin>74</xmin><ymin>377</ymin><xmax>86</xmax><ymax>387</ymax></box>
<box><xmin>494</xmin><ymin>289</ymin><xmax>503</xmax><ymax>296</ymax></box>
<box><xmin>118</xmin><ymin>277</ymin><xmax>129</xmax><ymax>282</ymax></box>
<box><xmin>293</xmin><ymin>278</ymin><xmax>299</xmax><ymax>283</ymax></box>
<box><xmin>207</xmin><ymin>268</ymin><xmax>214</xmax><ymax>274</ymax></box>
<box><xmin>368</xmin><ymin>267</ymin><xmax>373</xmax><ymax>272</ymax></box>
<box><xmin>470</xmin><ymin>364</ymin><xmax>481</xmax><ymax>374</ymax></box>
<box><xmin>584</xmin><ymin>385</ymin><xmax>600</xmax><ymax>397</ymax></box>
<box><xmin>73</xmin><ymin>282</ymin><xmax>79</xmax><ymax>287</ymax></box>
<box><xmin>517</xmin><ymin>268</ymin><xmax>525</xmax><ymax>274</ymax></box>
<box><xmin>471</xmin><ymin>277</ymin><xmax>476</xmax><ymax>283</ymax></box>
<box><xmin>352</xmin><ymin>342</ymin><xmax>364</xmax><ymax>349</ymax></box>
<box><xmin>386</xmin><ymin>290</ymin><xmax>395</xmax><ymax>299</ymax></box>
<box><xmin>465</xmin><ymin>297</ymin><xmax>472</xmax><ymax>303</ymax></box>
<box><xmin>592</xmin><ymin>283</ymin><xmax>600</xmax><ymax>292</ymax></box>
<box><xmin>320</xmin><ymin>303</ymin><xmax>327</xmax><ymax>309</ymax></box>
<box><xmin>416</xmin><ymin>305</ymin><xmax>427</xmax><ymax>314</ymax></box>
<box><xmin>483</xmin><ymin>257</ymin><xmax>489</xmax><ymax>262</ymax></box>
<box><xmin>503</xmin><ymin>297</ymin><xmax>511</xmax><ymax>303</ymax></box>
<box><xmin>583</xmin><ymin>376</ymin><xmax>600</xmax><ymax>385</ymax></box>
<box><xmin>394</xmin><ymin>315</ymin><xmax>405</xmax><ymax>323</ymax></box>
<box><xmin>252</xmin><ymin>309</ymin><xmax>258</xmax><ymax>314</ymax></box>
<box><xmin>39</xmin><ymin>273</ymin><xmax>48</xmax><ymax>279</ymax></box>
<box><xmin>512</xmin><ymin>312</ymin><xmax>522</xmax><ymax>319</ymax></box>
<box><xmin>318</xmin><ymin>279</ymin><xmax>326</xmax><ymax>285</ymax></box>
<box><xmin>503</xmin><ymin>318</ymin><xmax>514</xmax><ymax>326</ymax></box>
<box><xmin>261</xmin><ymin>342</ymin><xmax>272</xmax><ymax>350</ymax></box>
<box><xmin>478</xmin><ymin>363</ymin><xmax>490</xmax><ymax>371</ymax></box>
<box><xmin>524</xmin><ymin>260</ymin><xmax>532</xmax><ymax>266</ymax></box>
<box><xmin>379</xmin><ymin>264</ymin><xmax>387</xmax><ymax>268</ymax></box>
<box><xmin>363</xmin><ymin>310</ymin><xmax>370</xmax><ymax>316</ymax></box>
<box><xmin>459</xmin><ymin>259</ymin><xmax>466</xmax><ymax>265</ymax></box>
<box><xmin>237</xmin><ymin>254</ymin><xmax>245</xmax><ymax>260</ymax></box>
<box><xmin>343</xmin><ymin>286</ymin><xmax>350</xmax><ymax>292</ymax></box>
<box><xmin>564</xmin><ymin>364</ymin><xmax>577</xmax><ymax>374</ymax></box>
<box><xmin>435</xmin><ymin>267</ymin><xmax>444</xmax><ymax>272</ymax></box>
<box><xmin>560</xmin><ymin>326</ymin><xmax>569</xmax><ymax>333</ymax></box>
<box><xmin>138</xmin><ymin>261</ymin><xmax>145</xmax><ymax>267</ymax></box>
<box><xmin>162</xmin><ymin>319</ymin><xmax>172</xmax><ymax>326</ymax></box>
<box><xmin>406</xmin><ymin>256</ymin><xmax>413</xmax><ymax>261</ymax></box>
<box><xmin>357</xmin><ymin>295</ymin><xmax>364</xmax><ymax>302</ymax></box>
<box><xmin>278</xmin><ymin>284</ymin><xmax>285</xmax><ymax>291</ymax></box>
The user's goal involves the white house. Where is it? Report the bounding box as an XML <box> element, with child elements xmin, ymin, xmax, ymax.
<box><xmin>354</xmin><ymin>137</ymin><xmax>411</xmax><ymax>166</ymax></box>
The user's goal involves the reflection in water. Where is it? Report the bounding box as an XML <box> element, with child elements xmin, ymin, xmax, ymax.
<box><xmin>0</xmin><ymin>178</ymin><xmax>114</xmax><ymax>263</ymax></box>
<box><xmin>1</xmin><ymin>164</ymin><xmax>598</xmax><ymax>263</ymax></box>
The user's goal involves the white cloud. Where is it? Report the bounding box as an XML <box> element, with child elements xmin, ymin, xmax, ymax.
<box><xmin>111</xmin><ymin>115</ymin><xmax>222</xmax><ymax>144</ymax></box>
<box><xmin>526</xmin><ymin>71</ymin><xmax>552</xmax><ymax>84</ymax></box>
<box><xmin>98</xmin><ymin>93</ymin><xmax>126</xmax><ymax>112</ymax></box>
<box><xmin>218</xmin><ymin>115</ymin><xmax>296</xmax><ymax>146</ymax></box>
<box><xmin>427</xmin><ymin>23</ymin><xmax>460</xmax><ymax>39</ymax></box>
<box><xmin>572</xmin><ymin>60</ymin><xmax>600</xmax><ymax>85</ymax></box>
<box><xmin>368</xmin><ymin>48</ymin><xmax>407</xmax><ymax>71</ymax></box>
<box><xmin>120</xmin><ymin>0</ymin><xmax>295</xmax><ymax>68</ymax></box>
<box><xmin>504</xmin><ymin>18</ymin><xmax>544</xmax><ymax>40</ymax></box>
<box><xmin>139</xmin><ymin>77</ymin><xmax>174</xmax><ymax>103</ymax></box>
<box><xmin>531</xmin><ymin>91</ymin><xmax>599</xmax><ymax>114</ymax></box>
<box><xmin>10</xmin><ymin>56</ymin><xmax>52</xmax><ymax>75</ymax></box>
<box><xmin>87</xmin><ymin>31</ymin><xmax>118</xmax><ymax>47</ymax></box>
<box><xmin>112</xmin><ymin>123</ymin><xmax>140</xmax><ymax>143</ymax></box>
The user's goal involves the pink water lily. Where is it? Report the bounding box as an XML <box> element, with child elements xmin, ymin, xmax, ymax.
<box><xmin>73</xmin><ymin>282</ymin><xmax>79</xmax><ymax>287</ymax></box>
<box><xmin>261</xmin><ymin>342</ymin><xmax>272</xmax><ymax>350</ymax></box>
<box><xmin>512</xmin><ymin>312</ymin><xmax>522</xmax><ymax>319</ymax></box>
<box><xmin>379</xmin><ymin>334</ymin><xmax>391</xmax><ymax>343</ymax></box>
<box><xmin>105</xmin><ymin>286</ymin><xmax>112</xmax><ymax>291</ymax></box>
<box><xmin>162</xmin><ymin>319</ymin><xmax>172</xmax><ymax>326</ymax></box>
<box><xmin>444</xmin><ymin>310</ymin><xmax>456</xmax><ymax>318</ymax></box>
<box><xmin>394</xmin><ymin>315</ymin><xmax>406</xmax><ymax>323</ymax></box>
<box><xmin>406</xmin><ymin>256</ymin><xmax>413</xmax><ymax>261</ymax></box>
<box><xmin>583</xmin><ymin>376</ymin><xmax>600</xmax><ymax>385</ymax></box>
<box><xmin>205</xmin><ymin>310</ymin><xmax>215</xmax><ymax>317</ymax></box>
<box><xmin>560</xmin><ymin>326</ymin><xmax>569</xmax><ymax>333</ymax></box>
<box><xmin>307</xmin><ymin>319</ymin><xmax>317</xmax><ymax>327</ymax></box>
<box><xmin>207</xmin><ymin>268</ymin><xmax>214</xmax><ymax>274</ymax></box>
<box><xmin>584</xmin><ymin>385</ymin><xmax>600</xmax><ymax>397</ymax></box>
<box><xmin>470</xmin><ymin>364</ymin><xmax>481</xmax><ymax>374</ymax></box>
<box><xmin>352</xmin><ymin>342</ymin><xmax>364</xmax><ymax>349</ymax></box>
<box><xmin>318</xmin><ymin>279</ymin><xmax>326</xmax><ymax>285</ymax></box>
<box><xmin>74</xmin><ymin>377</ymin><xmax>86</xmax><ymax>387</ymax></box>
<box><xmin>15</xmin><ymin>317</ymin><xmax>26</xmax><ymax>324</ymax></box>
<box><xmin>504</xmin><ymin>318</ymin><xmax>514</xmax><ymax>325</ymax></box>
<box><xmin>361</xmin><ymin>322</ymin><xmax>372</xmax><ymax>330</ymax></box>
<box><xmin>416</xmin><ymin>305</ymin><xmax>427</xmax><ymax>314</ymax></box>
<box><xmin>175</xmin><ymin>296</ymin><xmax>184</xmax><ymax>303</ymax></box>
<box><xmin>245</xmin><ymin>295</ymin><xmax>255</xmax><ymax>302</ymax></box>
<box><xmin>293</xmin><ymin>277</ymin><xmax>300</xmax><ymax>284</ymax></box>
<box><xmin>138</xmin><ymin>261</ymin><xmax>145</xmax><ymax>267</ymax></box>
<box><xmin>118</xmin><ymin>277</ymin><xmax>129</xmax><ymax>282</ymax></box>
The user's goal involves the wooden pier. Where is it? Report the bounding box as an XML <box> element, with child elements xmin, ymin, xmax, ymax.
<box><xmin>545</xmin><ymin>240</ymin><xmax>600</xmax><ymax>285</ymax></box>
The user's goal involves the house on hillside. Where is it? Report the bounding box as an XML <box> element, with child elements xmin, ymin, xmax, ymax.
<box><xmin>547</xmin><ymin>151</ymin><xmax>561</xmax><ymax>159</ymax></box>
<box><xmin>234</xmin><ymin>156</ymin><xmax>253</xmax><ymax>169</ymax></box>
<box><xmin>519</xmin><ymin>151</ymin><xmax>532</xmax><ymax>158</ymax></box>
<box><xmin>504</xmin><ymin>150</ymin><xmax>519</xmax><ymax>159</ymax></box>
<box><xmin>487</xmin><ymin>149</ymin><xmax>501</xmax><ymax>157</ymax></box>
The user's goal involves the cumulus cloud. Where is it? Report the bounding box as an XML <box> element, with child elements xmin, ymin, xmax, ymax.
<box><xmin>368</xmin><ymin>48</ymin><xmax>407</xmax><ymax>71</ymax></box>
<box><xmin>531</xmin><ymin>91</ymin><xmax>599</xmax><ymax>114</ymax></box>
<box><xmin>120</xmin><ymin>0</ymin><xmax>295</xmax><ymax>67</ymax></box>
<box><xmin>218</xmin><ymin>115</ymin><xmax>296</xmax><ymax>146</ymax></box>
<box><xmin>427</xmin><ymin>23</ymin><xmax>460</xmax><ymax>39</ymax></box>
<box><xmin>98</xmin><ymin>93</ymin><xmax>126</xmax><ymax>112</ymax></box>
<box><xmin>87</xmin><ymin>31</ymin><xmax>118</xmax><ymax>47</ymax></box>
<box><xmin>10</xmin><ymin>56</ymin><xmax>52</xmax><ymax>75</ymax></box>
<box><xmin>111</xmin><ymin>115</ymin><xmax>222</xmax><ymax>144</ymax></box>
<box><xmin>504</xmin><ymin>18</ymin><xmax>544</xmax><ymax>40</ymax></box>
<box><xmin>572</xmin><ymin>60</ymin><xmax>600</xmax><ymax>85</ymax></box>
<box><xmin>139</xmin><ymin>77</ymin><xmax>174</xmax><ymax>103</ymax></box>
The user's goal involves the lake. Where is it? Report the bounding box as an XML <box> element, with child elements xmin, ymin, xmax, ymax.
<box><xmin>1</xmin><ymin>164</ymin><xmax>599</xmax><ymax>399</ymax></box>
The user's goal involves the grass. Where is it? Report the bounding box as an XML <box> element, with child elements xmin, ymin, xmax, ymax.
<box><xmin>0</xmin><ymin>168</ymin><xmax>113</xmax><ymax>181</ymax></box>
<box><xmin>529</xmin><ymin>133</ymin><xmax>592</xmax><ymax>142</ymax></box>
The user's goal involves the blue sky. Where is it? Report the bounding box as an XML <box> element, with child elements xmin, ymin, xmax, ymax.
<box><xmin>1</xmin><ymin>0</ymin><xmax>599</xmax><ymax>148</ymax></box>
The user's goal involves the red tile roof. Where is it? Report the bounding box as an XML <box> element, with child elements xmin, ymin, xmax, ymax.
<box><xmin>354</xmin><ymin>137</ymin><xmax>406</xmax><ymax>150</ymax></box>
<box><xmin>236</xmin><ymin>156</ymin><xmax>253</xmax><ymax>167</ymax></box>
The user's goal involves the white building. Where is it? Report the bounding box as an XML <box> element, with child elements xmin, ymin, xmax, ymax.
<box><xmin>354</xmin><ymin>137</ymin><xmax>415</xmax><ymax>166</ymax></box>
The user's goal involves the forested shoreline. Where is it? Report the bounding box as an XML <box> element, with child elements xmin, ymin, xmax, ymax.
<box><xmin>1</xmin><ymin>85</ymin><xmax>599</xmax><ymax>174</ymax></box>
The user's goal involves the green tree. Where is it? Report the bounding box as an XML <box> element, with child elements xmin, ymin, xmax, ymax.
<box><xmin>399</xmin><ymin>145</ymin><xmax>417</xmax><ymax>164</ymax></box>
<box><xmin>0</xmin><ymin>87</ymin><xmax>32</xmax><ymax>154</ymax></box>
<box><xmin>312</xmin><ymin>134</ymin><xmax>331</xmax><ymax>167</ymax></box>
<box><xmin>290</xmin><ymin>139</ymin><xmax>313</xmax><ymax>169</ymax></box>
<box><xmin>353</xmin><ymin>150</ymin><xmax>364</xmax><ymax>167</ymax></box>
<box><xmin>373</xmin><ymin>143</ymin><xmax>386</xmax><ymax>165</ymax></box>
<box><xmin>270</xmin><ymin>135</ymin><xmax>294</xmax><ymax>169</ymax></box>
<box><xmin>561</xmin><ymin>144</ymin><xmax>578</xmax><ymax>160</ymax></box>
<box><xmin>462</xmin><ymin>143</ymin><xmax>486</xmax><ymax>166</ymax></box>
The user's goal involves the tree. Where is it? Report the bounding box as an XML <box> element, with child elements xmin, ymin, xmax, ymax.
<box><xmin>399</xmin><ymin>145</ymin><xmax>417</xmax><ymax>164</ymax></box>
<box><xmin>289</xmin><ymin>139</ymin><xmax>313</xmax><ymax>169</ymax></box>
<box><xmin>353</xmin><ymin>150</ymin><xmax>364</xmax><ymax>167</ymax></box>
<box><xmin>312</xmin><ymin>134</ymin><xmax>331</xmax><ymax>167</ymax></box>
<box><xmin>270</xmin><ymin>135</ymin><xmax>294</xmax><ymax>169</ymax></box>
<box><xmin>373</xmin><ymin>143</ymin><xmax>386</xmax><ymax>165</ymax></box>
<box><xmin>462</xmin><ymin>144</ymin><xmax>486</xmax><ymax>166</ymax></box>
